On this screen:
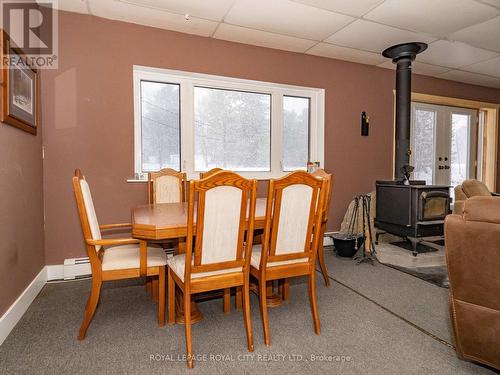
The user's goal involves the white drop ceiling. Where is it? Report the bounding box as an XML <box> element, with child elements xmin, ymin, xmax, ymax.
<box><xmin>51</xmin><ymin>0</ymin><xmax>500</xmax><ymax>89</ymax></box>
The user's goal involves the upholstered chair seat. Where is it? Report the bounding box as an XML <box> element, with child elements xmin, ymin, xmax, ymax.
<box><xmin>102</xmin><ymin>244</ymin><xmax>167</xmax><ymax>271</ymax></box>
<box><xmin>250</xmin><ymin>244</ymin><xmax>308</xmax><ymax>269</ymax></box>
<box><xmin>167</xmin><ymin>254</ymin><xmax>242</xmax><ymax>281</ymax></box>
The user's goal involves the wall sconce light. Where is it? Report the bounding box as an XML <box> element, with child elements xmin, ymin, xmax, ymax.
<box><xmin>361</xmin><ymin>111</ymin><xmax>369</xmax><ymax>136</ymax></box>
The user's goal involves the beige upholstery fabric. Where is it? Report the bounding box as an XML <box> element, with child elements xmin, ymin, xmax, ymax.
<box><xmin>167</xmin><ymin>254</ymin><xmax>242</xmax><ymax>281</ymax></box>
<box><xmin>454</xmin><ymin>185</ymin><xmax>467</xmax><ymax>201</ymax></box>
<box><xmin>453</xmin><ymin>180</ymin><xmax>492</xmax><ymax>214</ymax></box>
<box><xmin>250</xmin><ymin>244</ymin><xmax>308</xmax><ymax>270</ymax></box>
<box><xmin>201</xmin><ymin>186</ymin><xmax>242</xmax><ymax>264</ymax></box>
<box><xmin>462</xmin><ymin>179</ymin><xmax>491</xmax><ymax>197</ymax></box>
<box><xmin>101</xmin><ymin>244</ymin><xmax>167</xmax><ymax>271</ymax></box>
<box><xmin>275</xmin><ymin>184</ymin><xmax>313</xmax><ymax>255</ymax></box>
<box><xmin>155</xmin><ymin>175</ymin><xmax>181</xmax><ymax>203</ymax></box>
<box><xmin>79</xmin><ymin>179</ymin><xmax>102</xmax><ymax>251</ymax></box>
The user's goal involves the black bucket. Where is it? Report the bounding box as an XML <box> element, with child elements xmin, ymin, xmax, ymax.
<box><xmin>332</xmin><ymin>233</ymin><xmax>364</xmax><ymax>258</ymax></box>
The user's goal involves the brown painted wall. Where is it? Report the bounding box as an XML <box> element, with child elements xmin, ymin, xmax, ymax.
<box><xmin>41</xmin><ymin>11</ymin><xmax>500</xmax><ymax>264</ymax></box>
<box><xmin>0</xmin><ymin>123</ymin><xmax>45</xmax><ymax>316</ymax></box>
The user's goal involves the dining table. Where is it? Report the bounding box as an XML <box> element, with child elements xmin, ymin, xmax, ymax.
<box><xmin>131</xmin><ymin>197</ymin><xmax>287</xmax><ymax>324</ymax></box>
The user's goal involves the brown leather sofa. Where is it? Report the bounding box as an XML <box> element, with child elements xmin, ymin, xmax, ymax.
<box><xmin>453</xmin><ymin>179</ymin><xmax>499</xmax><ymax>214</ymax></box>
<box><xmin>445</xmin><ymin>196</ymin><xmax>500</xmax><ymax>370</ymax></box>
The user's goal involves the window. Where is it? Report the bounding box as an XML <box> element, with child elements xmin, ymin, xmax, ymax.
<box><xmin>194</xmin><ymin>87</ymin><xmax>271</xmax><ymax>172</ymax></box>
<box><xmin>133</xmin><ymin>66</ymin><xmax>324</xmax><ymax>179</ymax></box>
<box><xmin>140</xmin><ymin>81</ymin><xmax>180</xmax><ymax>172</ymax></box>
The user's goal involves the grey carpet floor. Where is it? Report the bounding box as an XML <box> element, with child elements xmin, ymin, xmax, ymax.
<box><xmin>0</xmin><ymin>254</ymin><xmax>495</xmax><ymax>375</ymax></box>
<box><xmin>324</xmin><ymin>248</ymin><xmax>453</xmax><ymax>344</ymax></box>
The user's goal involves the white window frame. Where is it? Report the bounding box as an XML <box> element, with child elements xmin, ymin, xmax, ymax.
<box><xmin>133</xmin><ymin>65</ymin><xmax>325</xmax><ymax>180</ymax></box>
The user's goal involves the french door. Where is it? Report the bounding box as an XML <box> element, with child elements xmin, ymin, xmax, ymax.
<box><xmin>410</xmin><ymin>102</ymin><xmax>478</xmax><ymax>189</ymax></box>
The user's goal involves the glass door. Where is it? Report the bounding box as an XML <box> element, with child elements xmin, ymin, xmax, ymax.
<box><xmin>410</xmin><ymin>102</ymin><xmax>477</xmax><ymax>190</ymax></box>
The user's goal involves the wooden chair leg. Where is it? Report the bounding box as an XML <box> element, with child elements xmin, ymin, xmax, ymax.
<box><xmin>242</xmin><ymin>281</ymin><xmax>254</xmax><ymax>352</ymax></box>
<box><xmin>258</xmin><ymin>277</ymin><xmax>271</xmax><ymax>347</ymax></box>
<box><xmin>235</xmin><ymin>286</ymin><xmax>243</xmax><ymax>310</ymax></box>
<box><xmin>279</xmin><ymin>279</ymin><xmax>290</xmax><ymax>300</ymax></box>
<box><xmin>317</xmin><ymin>241</ymin><xmax>331</xmax><ymax>287</ymax></box>
<box><xmin>167</xmin><ymin>268</ymin><xmax>176</xmax><ymax>325</ymax></box>
<box><xmin>223</xmin><ymin>288</ymin><xmax>231</xmax><ymax>314</ymax></box>
<box><xmin>184</xmin><ymin>291</ymin><xmax>194</xmax><ymax>369</ymax></box>
<box><xmin>78</xmin><ymin>278</ymin><xmax>102</xmax><ymax>340</ymax></box>
<box><xmin>146</xmin><ymin>276</ymin><xmax>152</xmax><ymax>295</ymax></box>
<box><xmin>152</xmin><ymin>277</ymin><xmax>159</xmax><ymax>302</ymax></box>
<box><xmin>308</xmin><ymin>272</ymin><xmax>321</xmax><ymax>335</ymax></box>
<box><xmin>158</xmin><ymin>267</ymin><xmax>165</xmax><ymax>326</ymax></box>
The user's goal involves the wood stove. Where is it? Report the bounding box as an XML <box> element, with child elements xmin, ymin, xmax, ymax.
<box><xmin>374</xmin><ymin>42</ymin><xmax>451</xmax><ymax>256</ymax></box>
<box><xmin>375</xmin><ymin>181</ymin><xmax>450</xmax><ymax>255</ymax></box>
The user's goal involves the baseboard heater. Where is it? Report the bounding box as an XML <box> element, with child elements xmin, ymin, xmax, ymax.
<box><xmin>63</xmin><ymin>257</ymin><xmax>91</xmax><ymax>280</ymax></box>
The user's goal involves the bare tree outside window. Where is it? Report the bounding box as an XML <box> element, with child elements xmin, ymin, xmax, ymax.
<box><xmin>412</xmin><ymin>109</ymin><xmax>436</xmax><ymax>184</ymax></box>
<box><xmin>283</xmin><ymin>96</ymin><xmax>309</xmax><ymax>171</ymax></box>
<box><xmin>194</xmin><ymin>87</ymin><xmax>271</xmax><ymax>172</ymax></box>
<box><xmin>141</xmin><ymin>81</ymin><xmax>180</xmax><ymax>172</ymax></box>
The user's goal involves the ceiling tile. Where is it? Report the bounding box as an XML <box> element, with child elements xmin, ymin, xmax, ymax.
<box><xmin>325</xmin><ymin>20</ymin><xmax>435</xmax><ymax>53</ymax></box>
<box><xmin>418</xmin><ymin>40</ymin><xmax>498</xmax><ymax>68</ymax></box>
<box><xmin>307</xmin><ymin>43</ymin><xmax>386</xmax><ymax>65</ymax></box>
<box><xmin>461</xmin><ymin>56</ymin><xmax>500</xmax><ymax>77</ymax></box>
<box><xmin>289</xmin><ymin>0</ymin><xmax>385</xmax><ymax>17</ymax></box>
<box><xmin>437</xmin><ymin>69</ymin><xmax>500</xmax><ymax>87</ymax></box>
<box><xmin>450</xmin><ymin>16</ymin><xmax>500</xmax><ymax>52</ymax></box>
<box><xmin>364</xmin><ymin>0</ymin><xmax>500</xmax><ymax>36</ymax></box>
<box><xmin>377</xmin><ymin>61</ymin><xmax>450</xmax><ymax>76</ymax></box>
<box><xmin>225</xmin><ymin>0</ymin><xmax>354</xmax><ymax>41</ymax></box>
<box><xmin>477</xmin><ymin>0</ymin><xmax>500</xmax><ymax>10</ymax></box>
<box><xmin>214</xmin><ymin>24</ymin><xmax>317</xmax><ymax>52</ymax></box>
<box><xmin>89</xmin><ymin>1</ymin><xmax>218</xmax><ymax>37</ymax></box>
<box><xmin>115</xmin><ymin>0</ymin><xmax>235</xmax><ymax>21</ymax></box>
<box><xmin>51</xmin><ymin>0</ymin><xmax>91</xmax><ymax>13</ymax></box>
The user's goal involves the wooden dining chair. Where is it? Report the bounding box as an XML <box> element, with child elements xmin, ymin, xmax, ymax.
<box><xmin>199</xmin><ymin>167</ymin><xmax>223</xmax><ymax>179</ymax></box>
<box><xmin>312</xmin><ymin>168</ymin><xmax>334</xmax><ymax>286</ymax></box>
<box><xmin>148</xmin><ymin>168</ymin><xmax>187</xmax><ymax>204</ymax></box>
<box><xmin>250</xmin><ymin>170</ymin><xmax>327</xmax><ymax>347</ymax></box>
<box><xmin>147</xmin><ymin>168</ymin><xmax>188</xmax><ymax>259</ymax></box>
<box><xmin>73</xmin><ymin>169</ymin><xmax>167</xmax><ymax>340</ymax></box>
<box><xmin>167</xmin><ymin>171</ymin><xmax>257</xmax><ymax>368</ymax></box>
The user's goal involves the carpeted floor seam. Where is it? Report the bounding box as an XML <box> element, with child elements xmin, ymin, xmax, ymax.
<box><xmin>316</xmin><ymin>268</ymin><xmax>455</xmax><ymax>350</ymax></box>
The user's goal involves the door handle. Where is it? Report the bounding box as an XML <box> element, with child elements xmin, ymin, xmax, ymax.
<box><xmin>444</xmin><ymin>165</ymin><xmax>450</xmax><ymax>170</ymax></box>
<box><xmin>438</xmin><ymin>165</ymin><xmax>444</xmax><ymax>170</ymax></box>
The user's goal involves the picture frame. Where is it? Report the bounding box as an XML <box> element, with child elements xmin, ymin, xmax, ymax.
<box><xmin>1</xmin><ymin>30</ymin><xmax>40</xmax><ymax>135</ymax></box>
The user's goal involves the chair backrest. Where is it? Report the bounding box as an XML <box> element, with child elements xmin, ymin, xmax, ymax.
<box><xmin>461</xmin><ymin>179</ymin><xmax>491</xmax><ymax>198</ymax></box>
<box><xmin>260</xmin><ymin>171</ymin><xmax>326</xmax><ymax>267</ymax></box>
<box><xmin>312</xmin><ymin>168</ymin><xmax>333</xmax><ymax>222</ymax></box>
<box><xmin>199</xmin><ymin>168</ymin><xmax>223</xmax><ymax>179</ymax></box>
<box><xmin>148</xmin><ymin>168</ymin><xmax>187</xmax><ymax>204</ymax></box>
<box><xmin>72</xmin><ymin>169</ymin><xmax>102</xmax><ymax>253</ymax></box>
<box><xmin>184</xmin><ymin>171</ymin><xmax>257</xmax><ymax>281</ymax></box>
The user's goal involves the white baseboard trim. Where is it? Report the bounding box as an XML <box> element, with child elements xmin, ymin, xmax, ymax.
<box><xmin>0</xmin><ymin>267</ymin><xmax>47</xmax><ymax>346</ymax></box>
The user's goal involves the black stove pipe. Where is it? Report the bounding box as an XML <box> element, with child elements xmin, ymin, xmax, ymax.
<box><xmin>382</xmin><ymin>42</ymin><xmax>428</xmax><ymax>181</ymax></box>
<box><xmin>394</xmin><ymin>57</ymin><xmax>412</xmax><ymax>180</ymax></box>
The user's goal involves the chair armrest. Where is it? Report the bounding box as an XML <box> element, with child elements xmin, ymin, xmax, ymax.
<box><xmin>86</xmin><ymin>238</ymin><xmax>140</xmax><ymax>246</ymax></box>
<box><xmin>99</xmin><ymin>223</ymin><xmax>132</xmax><ymax>230</ymax></box>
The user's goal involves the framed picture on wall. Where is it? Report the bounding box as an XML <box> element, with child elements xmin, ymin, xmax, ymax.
<box><xmin>1</xmin><ymin>30</ymin><xmax>40</xmax><ymax>135</ymax></box>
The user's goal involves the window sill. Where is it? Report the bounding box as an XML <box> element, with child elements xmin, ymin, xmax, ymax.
<box><xmin>126</xmin><ymin>179</ymin><xmax>147</xmax><ymax>183</ymax></box>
